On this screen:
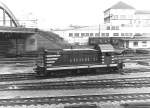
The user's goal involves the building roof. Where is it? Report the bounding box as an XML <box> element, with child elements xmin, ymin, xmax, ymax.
<box><xmin>110</xmin><ymin>1</ymin><xmax>134</xmax><ymax>10</ymax></box>
<box><xmin>135</xmin><ymin>10</ymin><xmax>150</xmax><ymax>14</ymax></box>
<box><xmin>104</xmin><ymin>1</ymin><xmax>135</xmax><ymax>13</ymax></box>
<box><xmin>52</xmin><ymin>25</ymin><xmax>99</xmax><ymax>31</ymax></box>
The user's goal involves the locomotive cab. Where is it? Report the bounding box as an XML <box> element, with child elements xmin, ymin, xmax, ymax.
<box><xmin>103</xmin><ymin>52</ymin><xmax>112</xmax><ymax>66</ymax></box>
<box><xmin>95</xmin><ymin>44</ymin><xmax>122</xmax><ymax>72</ymax></box>
<box><xmin>95</xmin><ymin>44</ymin><xmax>115</xmax><ymax>65</ymax></box>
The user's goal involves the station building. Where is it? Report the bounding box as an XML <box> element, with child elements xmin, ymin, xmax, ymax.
<box><xmin>53</xmin><ymin>1</ymin><xmax>150</xmax><ymax>49</ymax></box>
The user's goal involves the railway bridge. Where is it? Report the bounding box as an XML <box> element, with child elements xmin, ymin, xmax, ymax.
<box><xmin>0</xmin><ymin>1</ymin><xmax>36</xmax><ymax>57</ymax></box>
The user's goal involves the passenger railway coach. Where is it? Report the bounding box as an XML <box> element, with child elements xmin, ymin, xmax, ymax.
<box><xmin>34</xmin><ymin>44</ymin><xmax>123</xmax><ymax>76</ymax></box>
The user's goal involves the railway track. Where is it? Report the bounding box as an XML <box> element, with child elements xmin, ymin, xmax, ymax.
<box><xmin>1</xmin><ymin>77</ymin><xmax>150</xmax><ymax>90</ymax></box>
<box><xmin>118</xmin><ymin>54</ymin><xmax>150</xmax><ymax>58</ymax></box>
<box><xmin>0</xmin><ymin>54</ymin><xmax>149</xmax><ymax>82</ymax></box>
<box><xmin>0</xmin><ymin>67</ymin><xmax>150</xmax><ymax>82</ymax></box>
<box><xmin>0</xmin><ymin>73</ymin><xmax>37</xmax><ymax>82</ymax></box>
<box><xmin>124</xmin><ymin>68</ymin><xmax>150</xmax><ymax>73</ymax></box>
<box><xmin>117</xmin><ymin>54</ymin><xmax>150</xmax><ymax>61</ymax></box>
<box><xmin>0</xmin><ymin>93</ymin><xmax>150</xmax><ymax>107</ymax></box>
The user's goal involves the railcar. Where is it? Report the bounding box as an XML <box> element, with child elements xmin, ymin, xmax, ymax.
<box><xmin>89</xmin><ymin>37</ymin><xmax>120</xmax><ymax>48</ymax></box>
<box><xmin>89</xmin><ymin>37</ymin><xmax>111</xmax><ymax>45</ymax></box>
<box><xmin>34</xmin><ymin>44</ymin><xmax>123</xmax><ymax>76</ymax></box>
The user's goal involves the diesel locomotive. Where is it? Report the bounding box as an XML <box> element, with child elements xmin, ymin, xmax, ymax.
<box><xmin>34</xmin><ymin>44</ymin><xmax>123</xmax><ymax>76</ymax></box>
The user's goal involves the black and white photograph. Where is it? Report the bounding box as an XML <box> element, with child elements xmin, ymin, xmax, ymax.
<box><xmin>0</xmin><ymin>0</ymin><xmax>149</xmax><ymax>107</ymax></box>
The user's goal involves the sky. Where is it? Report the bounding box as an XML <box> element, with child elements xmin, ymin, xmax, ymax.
<box><xmin>0</xmin><ymin>0</ymin><xmax>150</xmax><ymax>30</ymax></box>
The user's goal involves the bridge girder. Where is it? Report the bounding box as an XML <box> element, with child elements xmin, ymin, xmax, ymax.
<box><xmin>0</xmin><ymin>1</ymin><xmax>20</xmax><ymax>27</ymax></box>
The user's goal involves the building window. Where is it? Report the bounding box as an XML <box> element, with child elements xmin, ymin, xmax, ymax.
<box><xmin>101</xmin><ymin>33</ymin><xmax>105</xmax><ymax>37</ymax></box>
<box><xmin>81</xmin><ymin>33</ymin><xmax>85</xmax><ymax>36</ymax></box>
<box><xmin>121</xmin><ymin>24</ymin><xmax>125</xmax><ymax>27</ymax></box>
<box><xmin>121</xmin><ymin>33</ymin><xmax>124</xmax><ymax>36</ymax></box>
<box><xmin>111</xmin><ymin>26</ymin><xmax>115</xmax><ymax>30</ymax></box>
<box><xmin>74</xmin><ymin>33</ymin><xmax>79</xmax><ymax>37</ymax></box>
<box><xmin>125</xmin><ymin>33</ymin><xmax>129</xmax><ymax>36</ymax></box>
<box><xmin>129</xmin><ymin>33</ymin><xmax>132</xmax><ymax>36</ymax></box>
<box><xmin>107</xmin><ymin>26</ymin><xmax>110</xmax><ymax>30</ymax></box>
<box><xmin>69</xmin><ymin>33</ymin><xmax>73</xmax><ymax>37</ymax></box>
<box><xmin>90</xmin><ymin>33</ymin><xmax>93</xmax><ymax>36</ymax></box>
<box><xmin>142</xmin><ymin>41</ymin><xmax>147</xmax><ymax>44</ymax></box>
<box><xmin>116</xmin><ymin>26</ymin><xmax>119</xmax><ymax>30</ymax></box>
<box><xmin>86</xmin><ymin>33</ymin><xmax>89</xmax><ymax>36</ymax></box>
<box><xmin>133</xmin><ymin>41</ymin><xmax>138</xmax><ymax>47</ymax></box>
<box><xmin>106</xmin><ymin>33</ymin><xmax>109</xmax><ymax>36</ymax></box>
<box><xmin>121</xmin><ymin>33</ymin><xmax>132</xmax><ymax>36</ymax></box>
<box><xmin>113</xmin><ymin>33</ymin><xmax>119</xmax><ymax>36</ymax></box>
<box><xmin>95</xmin><ymin>33</ymin><xmax>100</xmax><ymax>36</ymax></box>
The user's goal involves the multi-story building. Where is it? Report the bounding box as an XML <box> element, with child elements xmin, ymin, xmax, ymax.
<box><xmin>104</xmin><ymin>1</ymin><xmax>135</xmax><ymax>25</ymax></box>
<box><xmin>53</xmin><ymin>1</ymin><xmax>150</xmax><ymax>48</ymax></box>
<box><xmin>103</xmin><ymin>1</ymin><xmax>150</xmax><ymax>49</ymax></box>
<box><xmin>104</xmin><ymin>1</ymin><xmax>150</xmax><ymax>26</ymax></box>
<box><xmin>52</xmin><ymin>25</ymin><xmax>101</xmax><ymax>45</ymax></box>
<box><xmin>104</xmin><ymin>1</ymin><xmax>150</xmax><ymax>36</ymax></box>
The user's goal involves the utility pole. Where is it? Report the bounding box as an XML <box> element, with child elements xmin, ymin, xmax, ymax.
<box><xmin>99</xmin><ymin>24</ymin><xmax>100</xmax><ymax>37</ymax></box>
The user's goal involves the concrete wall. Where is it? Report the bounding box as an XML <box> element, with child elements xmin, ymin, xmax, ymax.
<box><xmin>25</xmin><ymin>34</ymin><xmax>37</xmax><ymax>51</ymax></box>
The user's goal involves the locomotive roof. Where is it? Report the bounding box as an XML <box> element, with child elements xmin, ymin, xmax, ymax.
<box><xmin>97</xmin><ymin>44</ymin><xmax>115</xmax><ymax>52</ymax></box>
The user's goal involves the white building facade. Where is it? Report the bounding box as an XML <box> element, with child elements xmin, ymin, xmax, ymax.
<box><xmin>52</xmin><ymin>25</ymin><xmax>101</xmax><ymax>45</ymax></box>
<box><xmin>53</xmin><ymin>1</ymin><xmax>150</xmax><ymax>47</ymax></box>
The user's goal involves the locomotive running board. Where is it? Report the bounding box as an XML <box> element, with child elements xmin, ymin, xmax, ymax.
<box><xmin>90</xmin><ymin>64</ymin><xmax>117</xmax><ymax>68</ymax></box>
<box><xmin>46</xmin><ymin>55</ymin><xmax>60</xmax><ymax>57</ymax></box>
<box><xmin>47</xmin><ymin>65</ymin><xmax>88</xmax><ymax>71</ymax></box>
<box><xmin>46</xmin><ymin>64</ymin><xmax>118</xmax><ymax>71</ymax></box>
